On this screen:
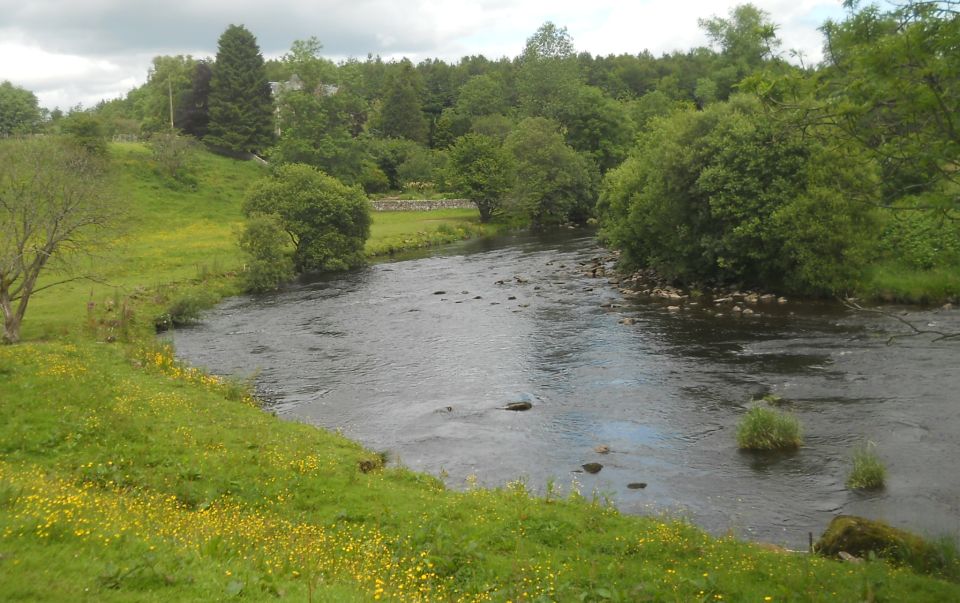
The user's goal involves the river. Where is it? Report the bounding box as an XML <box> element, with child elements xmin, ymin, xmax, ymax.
<box><xmin>173</xmin><ymin>230</ymin><xmax>960</xmax><ymax>549</ymax></box>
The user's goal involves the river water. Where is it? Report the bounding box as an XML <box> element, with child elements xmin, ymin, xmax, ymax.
<box><xmin>173</xmin><ymin>231</ymin><xmax>960</xmax><ymax>548</ymax></box>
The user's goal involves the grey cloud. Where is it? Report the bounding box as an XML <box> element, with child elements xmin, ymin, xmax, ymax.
<box><xmin>0</xmin><ymin>0</ymin><xmax>458</xmax><ymax>59</ymax></box>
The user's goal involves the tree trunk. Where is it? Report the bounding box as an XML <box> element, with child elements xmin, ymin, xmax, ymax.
<box><xmin>0</xmin><ymin>295</ymin><xmax>19</xmax><ymax>344</ymax></box>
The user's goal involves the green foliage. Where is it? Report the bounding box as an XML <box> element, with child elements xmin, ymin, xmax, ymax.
<box><xmin>847</xmin><ymin>442</ymin><xmax>886</xmax><ymax>490</ymax></box>
<box><xmin>147</xmin><ymin>131</ymin><xmax>197</xmax><ymax>186</ymax></box>
<box><xmin>555</xmin><ymin>85</ymin><xmax>635</xmax><ymax>173</ymax></box>
<box><xmin>238</xmin><ymin>213</ymin><xmax>295</xmax><ymax>293</ymax></box>
<box><xmin>455</xmin><ymin>74</ymin><xmax>508</xmax><ymax>117</ymax></box>
<box><xmin>504</xmin><ymin>117</ymin><xmax>599</xmax><ymax>228</ymax></box>
<box><xmin>154</xmin><ymin>290</ymin><xmax>218</xmax><ymax>331</ymax></box>
<box><xmin>736</xmin><ymin>406</ymin><xmax>802</xmax><ymax>450</ymax></box>
<box><xmin>60</xmin><ymin>112</ymin><xmax>108</xmax><ymax>156</ymax></box>
<box><xmin>243</xmin><ymin>164</ymin><xmax>371</xmax><ymax>272</ymax></box>
<box><xmin>135</xmin><ymin>55</ymin><xmax>206</xmax><ymax>134</ymax></box>
<box><xmin>699</xmin><ymin>4</ymin><xmax>781</xmax><ymax>70</ymax></box>
<box><xmin>375</xmin><ymin>61</ymin><xmax>429</xmax><ymax>144</ymax></box>
<box><xmin>599</xmin><ymin>96</ymin><xmax>878</xmax><ymax>293</ymax></box>
<box><xmin>205</xmin><ymin>24</ymin><xmax>274</xmax><ymax>154</ymax></box>
<box><xmin>0</xmin><ymin>80</ymin><xmax>42</xmax><ymax>135</ymax></box>
<box><xmin>820</xmin><ymin>1</ymin><xmax>960</xmax><ymax>210</ymax></box>
<box><xmin>447</xmin><ymin>134</ymin><xmax>513</xmax><ymax>222</ymax></box>
<box><xmin>877</xmin><ymin>205</ymin><xmax>960</xmax><ymax>271</ymax></box>
<box><xmin>517</xmin><ymin>22</ymin><xmax>581</xmax><ymax>119</ymax></box>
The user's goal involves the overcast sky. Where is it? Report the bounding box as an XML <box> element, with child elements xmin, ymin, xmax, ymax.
<box><xmin>0</xmin><ymin>0</ymin><xmax>845</xmax><ymax>111</ymax></box>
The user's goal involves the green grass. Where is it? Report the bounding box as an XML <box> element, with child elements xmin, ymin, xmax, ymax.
<box><xmin>366</xmin><ymin>209</ymin><xmax>495</xmax><ymax>257</ymax></box>
<box><xmin>736</xmin><ymin>406</ymin><xmax>804</xmax><ymax>450</ymax></box>
<box><xmin>847</xmin><ymin>442</ymin><xmax>887</xmax><ymax>490</ymax></box>
<box><xmin>2</xmin><ymin>143</ymin><xmax>959</xmax><ymax>601</ymax></box>
<box><xmin>860</xmin><ymin>261</ymin><xmax>960</xmax><ymax>304</ymax></box>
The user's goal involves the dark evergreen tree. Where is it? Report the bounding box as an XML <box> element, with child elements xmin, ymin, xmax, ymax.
<box><xmin>205</xmin><ymin>25</ymin><xmax>274</xmax><ymax>153</ymax></box>
<box><xmin>177</xmin><ymin>60</ymin><xmax>212</xmax><ymax>138</ymax></box>
<box><xmin>376</xmin><ymin>61</ymin><xmax>429</xmax><ymax>143</ymax></box>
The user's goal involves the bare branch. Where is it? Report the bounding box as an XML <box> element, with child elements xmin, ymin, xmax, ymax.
<box><xmin>841</xmin><ymin>298</ymin><xmax>960</xmax><ymax>343</ymax></box>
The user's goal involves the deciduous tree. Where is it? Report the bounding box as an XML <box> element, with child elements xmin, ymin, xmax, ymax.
<box><xmin>448</xmin><ymin>134</ymin><xmax>513</xmax><ymax>222</ymax></box>
<box><xmin>0</xmin><ymin>138</ymin><xmax>114</xmax><ymax>343</ymax></box>
<box><xmin>0</xmin><ymin>81</ymin><xmax>42</xmax><ymax>136</ymax></box>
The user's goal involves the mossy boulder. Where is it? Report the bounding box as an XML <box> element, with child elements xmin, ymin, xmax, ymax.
<box><xmin>815</xmin><ymin>515</ymin><xmax>950</xmax><ymax>576</ymax></box>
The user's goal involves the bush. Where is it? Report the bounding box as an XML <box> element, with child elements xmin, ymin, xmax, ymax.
<box><xmin>149</xmin><ymin>131</ymin><xmax>198</xmax><ymax>186</ymax></box>
<box><xmin>847</xmin><ymin>442</ymin><xmax>886</xmax><ymax>490</ymax></box>
<box><xmin>736</xmin><ymin>406</ymin><xmax>802</xmax><ymax>450</ymax></box>
<box><xmin>154</xmin><ymin>291</ymin><xmax>217</xmax><ymax>331</ymax></box>
<box><xmin>238</xmin><ymin>213</ymin><xmax>295</xmax><ymax>292</ymax></box>
<box><xmin>243</xmin><ymin>164</ymin><xmax>371</xmax><ymax>273</ymax></box>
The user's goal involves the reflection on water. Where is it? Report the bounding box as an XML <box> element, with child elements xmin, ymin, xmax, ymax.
<box><xmin>174</xmin><ymin>230</ymin><xmax>960</xmax><ymax>548</ymax></box>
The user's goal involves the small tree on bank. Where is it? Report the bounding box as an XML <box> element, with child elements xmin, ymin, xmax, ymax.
<box><xmin>243</xmin><ymin>164</ymin><xmax>371</xmax><ymax>273</ymax></box>
<box><xmin>448</xmin><ymin>134</ymin><xmax>512</xmax><ymax>222</ymax></box>
<box><xmin>0</xmin><ymin>138</ymin><xmax>114</xmax><ymax>344</ymax></box>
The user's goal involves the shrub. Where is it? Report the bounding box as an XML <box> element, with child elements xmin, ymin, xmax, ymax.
<box><xmin>238</xmin><ymin>213</ymin><xmax>295</xmax><ymax>293</ymax></box>
<box><xmin>243</xmin><ymin>164</ymin><xmax>371</xmax><ymax>273</ymax></box>
<box><xmin>847</xmin><ymin>442</ymin><xmax>886</xmax><ymax>490</ymax></box>
<box><xmin>736</xmin><ymin>406</ymin><xmax>802</xmax><ymax>450</ymax></box>
<box><xmin>154</xmin><ymin>291</ymin><xmax>217</xmax><ymax>332</ymax></box>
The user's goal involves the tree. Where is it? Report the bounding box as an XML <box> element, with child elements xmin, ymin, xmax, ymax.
<box><xmin>243</xmin><ymin>164</ymin><xmax>371</xmax><ymax>272</ymax></box>
<box><xmin>148</xmin><ymin>131</ymin><xmax>197</xmax><ymax>185</ymax></box>
<box><xmin>178</xmin><ymin>60</ymin><xmax>213</xmax><ymax>138</ymax></box>
<box><xmin>206</xmin><ymin>24</ymin><xmax>274</xmax><ymax>154</ymax></box>
<box><xmin>517</xmin><ymin>22</ymin><xmax>582</xmax><ymax>119</ymax></box>
<box><xmin>504</xmin><ymin>118</ymin><xmax>599</xmax><ymax>228</ymax></box>
<box><xmin>375</xmin><ymin>61</ymin><xmax>429</xmax><ymax>143</ymax></box>
<box><xmin>0</xmin><ymin>81</ymin><xmax>42</xmax><ymax>136</ymax></box>
<box><xmin>448</xmin><ymin>134</ymin><xmax>513</xmax><ymax>222</ymax></box>
<box><xmin>555</xmin><ymin>85</ymin><xmax>635</xmax><ymax>173</ymax></box>
<box><xmin>0</xmin><ymin>138</ymin><xmax>114</xmax><ymax>343</ymax></box>
<box><xmin>699</xmin><ymin>4</ymin><xmax>781</xmax><ymax>69</ymax></box>
<box><xmin>819</xmin><ymin>1</ymin><xmax>960</xmax><ymax>211</ymax></box>
<box><xmin>59</xmin><ymin>111</ymin><xmax>108</xmax><ymax>156</ymax></box>
<box><xmin>135</xmin><ymin>55</ymin><xmax>199</xmax><ymax>133</ymax></box>
<box><xmin>598</xmin><ymin>96</ymin><xmax>878</xmax><ymax>293</ymax></box>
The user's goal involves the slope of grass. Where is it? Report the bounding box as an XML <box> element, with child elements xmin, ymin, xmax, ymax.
<box><xmin>2</xmin><ymin>144</ymin><xmax>959</xmax><ymax>601</ymax></box>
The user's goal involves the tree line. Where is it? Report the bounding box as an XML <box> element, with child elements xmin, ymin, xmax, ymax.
<box><xmin>2</xmin><ymin>1</ymin><xmax>958</xmax><ymax>331</ymax></box>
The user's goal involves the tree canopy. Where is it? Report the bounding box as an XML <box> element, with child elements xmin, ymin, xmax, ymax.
<box><xmin>0</xmin><ymin>81</ymin><xmax>42</xmax><ymax>136</ymax></box>
<box><xmin>243</xmin><ymin>164</ymin><xmax>371</xmax><ymax>272</ymax></box>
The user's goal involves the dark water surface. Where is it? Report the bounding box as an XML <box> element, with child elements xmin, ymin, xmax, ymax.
<box><xmin>174</xmin><ymin>231</ymin><xmax>960</xmax><ymax>548</ymax></box>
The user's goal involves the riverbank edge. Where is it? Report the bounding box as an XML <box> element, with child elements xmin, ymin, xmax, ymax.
<box><xmin>4</xmin><ymin>227</ymin><xmax>960</xmax><ymax>600</ymax></box>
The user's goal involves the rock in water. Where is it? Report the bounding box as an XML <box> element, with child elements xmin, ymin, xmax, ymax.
<box><xmin>504</xmin><ymin>401</ymin><xmax>533</xmax><ymax>411</ymax></box>
<box><xmin>581</xmin><ymin>462</ymin><xmax>603</xmax><ymax>474</ymax></box>
<box><xmin>594</xmin><ymin>445</ymin><xmax>610</xmax><ymax>454</ymax></box>
<box><xmin>627</xmin><ymin>482</ymin><xmax>647</xmax><ymax>489</ymax></box>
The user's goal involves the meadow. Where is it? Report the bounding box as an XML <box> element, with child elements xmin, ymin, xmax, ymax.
<box><xmin>2</xmin><ymin>144</ymin><xmax>958</xmax><ymax>601</ymax></box>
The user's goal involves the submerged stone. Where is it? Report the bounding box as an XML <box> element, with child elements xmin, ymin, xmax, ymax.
<box><xmin>582</xmin><ymin>462</ymin><xmax>603</xmax><ymax>474</ymax></box>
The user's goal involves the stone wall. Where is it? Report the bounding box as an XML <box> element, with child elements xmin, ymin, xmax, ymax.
<box><xmin>369</xmin><ymin>199</ymin><xmax>475</xmax><ymax>212</ymax></box>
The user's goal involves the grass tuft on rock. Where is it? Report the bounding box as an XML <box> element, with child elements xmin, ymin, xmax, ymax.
<box><xmin>847</xmin><ymin>442</ymin><xmax>886</xmax><ymax>490</ymax></box>
<box><xmin>736</xmin><ymin>406</ymin><xmax>803</xmax><ymax>450</ymax></box>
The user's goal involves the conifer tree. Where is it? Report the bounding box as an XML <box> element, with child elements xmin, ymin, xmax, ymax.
<box><xmin>376</xmin><ymin>62</ymin><xmax>429</xmax><ymax>143</ymax></box>
<box><xmin>205</xmin><ymin>24</ymin><xmax>274</xmax><ymax>154</ymax></box>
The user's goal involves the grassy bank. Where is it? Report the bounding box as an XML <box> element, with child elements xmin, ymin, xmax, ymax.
<box><xmin>2</xmin><ymin>144</ymin><xmax>959</xmax><ymax>601</ymax></box>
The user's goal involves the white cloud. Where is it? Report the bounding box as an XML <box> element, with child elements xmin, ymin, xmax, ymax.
<box><xmin>0</xmin><ymin>0</ymin><xmax>846</xmax><ymax>109</ymax></box>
